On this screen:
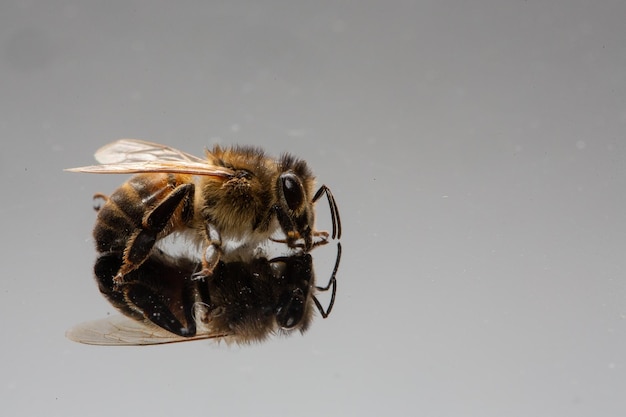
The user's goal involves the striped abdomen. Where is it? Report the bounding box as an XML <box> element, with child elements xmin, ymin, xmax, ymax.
<box><xmin>93</xmin><ymin>173</ymin><xmax>195</xmax><ymax>254</ymax></box>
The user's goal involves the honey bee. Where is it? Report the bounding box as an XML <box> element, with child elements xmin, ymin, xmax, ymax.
<box><xmin>67</xmin><ymin>139</ymin><xmax>341</xmax><ymax>282</ymax></box>
<box><xmin>66</xmin><ymin>243</ymin><xmax>342</xmax><ymax>345</ymax></box>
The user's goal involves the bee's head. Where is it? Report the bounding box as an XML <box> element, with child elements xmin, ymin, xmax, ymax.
<box><xmin>272</xmin><ymin>252</ymin><xmax>314</xmax><ymax>332</ymax></box>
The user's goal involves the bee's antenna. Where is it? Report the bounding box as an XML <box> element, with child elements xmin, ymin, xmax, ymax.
<box><xmin>313</xmin><ymin>242</ymin><xmax>341</xmax><ymax>318</ymax></box>
<box><xmin>312</xmin><ymin>185</ymin><xmax>342</xmax><ymax>240</ymax></box>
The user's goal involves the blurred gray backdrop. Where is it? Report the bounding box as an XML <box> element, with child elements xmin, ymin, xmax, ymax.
<box><xmin>2</xmin><ymin>1</ymin><xmax>626</xmax><ymax>416</ymax></box>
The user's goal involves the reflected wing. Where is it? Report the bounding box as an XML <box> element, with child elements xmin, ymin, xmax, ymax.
<box><xmin>66</xmin><ymin>139</ymin><xmax>234</xmax><ymax>177</ymax></box>
<box><xmin>66</xmin><ymin>315</ymin><xmax>227</xmax><ymax>346</ymax></box>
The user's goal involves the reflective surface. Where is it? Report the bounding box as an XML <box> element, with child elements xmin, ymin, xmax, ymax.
<box><xmin>2</xmin><ymin>1</ymin><xmax>626</xmax><ymax>416</ymax></box>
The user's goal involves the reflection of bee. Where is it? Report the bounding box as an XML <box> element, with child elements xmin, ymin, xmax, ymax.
<box><xmin>67</xmin><ymin>139</ymin><xmax>341</xmax><ymax>281</ymax></box>
<box><xmin>66</xmin><ymin>243</ymin><xmax>342</xmax><ymax>345</ymax></box>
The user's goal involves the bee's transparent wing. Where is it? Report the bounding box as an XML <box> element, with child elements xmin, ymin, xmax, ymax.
<box><xmin>66</xmin><ymin>315</ymin><xmax>226</xmax><ymax>346</ymax></box>
<box><xmin>66</xmin><ymin>139</ymin><xmax>234</xmax><ymax>177</ymax></box>
<box><xmin>95</xmin><ymin>138</ymin><xmax>207</xmax><ymax>164</ymax></box>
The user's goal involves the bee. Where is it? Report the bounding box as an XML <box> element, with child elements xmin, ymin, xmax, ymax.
<box><xmin>66</xmin><ymin>243</ymin><xmax>342</xmax><ymax>345</ymax></box>
<box><xmin>67</xmin><ymin>139</ymin><xmax>341</xmax><ymax>281</ymax></box>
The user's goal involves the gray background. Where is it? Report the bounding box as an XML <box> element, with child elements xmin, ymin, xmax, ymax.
<box><xmin>2</xmin><ymin>1</ymin><xmax>625</xmax><ymax>416</ymax></box>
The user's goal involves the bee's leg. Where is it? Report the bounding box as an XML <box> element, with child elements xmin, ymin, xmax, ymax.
<box><xmin>98</xmin><ymin>250</ymin><xmax>199</xmax><ymax>336</ymax></box>
<box><xmin>94</xmin><ymin>251</ymin><xmax>144</xmax><ymax>321</ymax></box>
<box><xmin>116</xmin><ymin>183</ymin><xmax>195</xmax><ymax>282</ymax></box>
<box><xmin>311</xmin><ymin>230</ymin><xmax>330</xmax><ymax>248</ymax></box>
<box><xmin>123</xmin><ymin>283</ymin><xmax>197</xmax><ymax>337</ymax></box>
<box><xmin>191</xmin><ymin>223</ymin><xmax>222</xmax><ymax>280</ymax></box>
<box><xmin>269</xmin><ymin>230</ymin><xmax>302</xmax><ymax>248</ymax></box>
<box><xmin>271</xmin><ymin>230</ymin><xmax>330</xmax><ymax>249</ymax></box>
<box><xmin>92</xmin><ymin>193</ymin><xmax>109</xmax><ymax>212</ymax></box>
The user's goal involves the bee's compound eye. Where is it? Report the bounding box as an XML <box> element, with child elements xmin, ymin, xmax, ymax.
<box><xmin>276</xmin><ymin>289</ymin><xmax>305</xmax><ymax>329</ymax></box>
<box><xmin>281</xmin><ymin>173</ymin><xmax>304</xmax><ymax>212</ymax></box>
